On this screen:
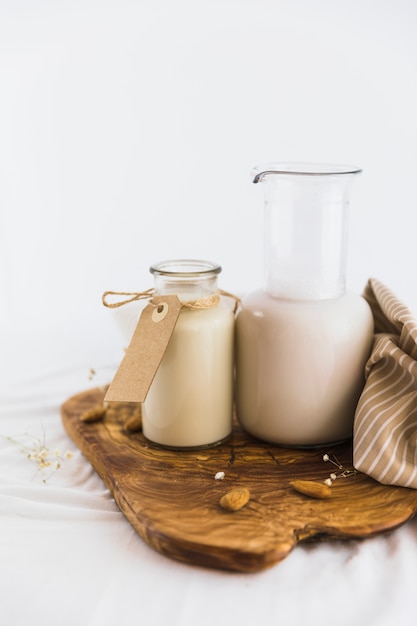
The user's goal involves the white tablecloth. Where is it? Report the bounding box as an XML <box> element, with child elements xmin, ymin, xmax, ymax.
<box><xmin>1</xmin><ymin>320</ymin><xmax>417</xmax><ymax>626</ymax></box>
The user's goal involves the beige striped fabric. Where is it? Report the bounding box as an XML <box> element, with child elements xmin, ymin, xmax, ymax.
<box><xmin>353</xmin><ymin>278</ymin><xmax>417</xmax><ymax>488</ymax></box>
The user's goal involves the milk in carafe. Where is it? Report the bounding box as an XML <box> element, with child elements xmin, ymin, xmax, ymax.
<box><xmin>235</xmin><ymin>163</ymin><xmax>374</xmax><ymax>446</ymax></box>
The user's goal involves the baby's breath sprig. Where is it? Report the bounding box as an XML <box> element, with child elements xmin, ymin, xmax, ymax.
<box><xmin>2</xmin><ymin>427</ymin><xmax>74</xmax><ymax>484</ymax></box>
<box><xmin>322</xmin><ymin>453</ymin><xmax>357</xmax><ymax>487</ymax></box>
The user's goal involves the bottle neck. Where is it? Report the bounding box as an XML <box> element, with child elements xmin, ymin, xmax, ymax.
<box><xmin>260</xmin><ymin>169</ymin><xmax>358</xmax><ymax>300</ymax></box>
<box><xmin>150</xmin><ymin>260</ymin><xmax>220</xmax><ymax>302</ymax></box>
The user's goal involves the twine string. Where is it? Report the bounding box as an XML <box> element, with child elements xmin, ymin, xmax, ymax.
<box><xmin>102</xmin><ymin>289</ymin><xmax>155</xmax><ymax>309</ymax></box>
<box><xmin>102</xmin><ymin>288</ymin><xmax>240</xmax><ymax>313</ymax></box>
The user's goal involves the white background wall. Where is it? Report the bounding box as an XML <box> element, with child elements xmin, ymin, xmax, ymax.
<box><xmin>1</xmin><ymin>0</ymin><xmax>417</xmax><ymax>338</ymax></box>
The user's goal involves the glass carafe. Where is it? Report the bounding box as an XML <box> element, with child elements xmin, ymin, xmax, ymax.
<box><xmin>235</xmin><ymin>163</ymin><xmax>374</xmax><ymax>447</ymax></box>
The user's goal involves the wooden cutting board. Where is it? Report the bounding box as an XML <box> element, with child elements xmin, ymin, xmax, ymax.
<box><xmin>61</xmin><ymin>387</ymin><xmax>417</xmax><ymax>573</ymax></box>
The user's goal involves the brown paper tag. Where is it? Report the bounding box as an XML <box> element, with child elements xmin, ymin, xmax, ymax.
<box><xmin>104</xmin><ymin>295</ymin><xmax>182</xmax><ymax>404</ymax></box>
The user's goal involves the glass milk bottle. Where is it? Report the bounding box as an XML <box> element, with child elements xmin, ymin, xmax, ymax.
<box><xmin>235</xmin><ymin>164</ymin><xmax>374</xmax><ymax>447</ymax></box>
<box><xmin>142</xmin><ymin>259</ymin><xmax>235</xmax><ymax>449</ymax></box>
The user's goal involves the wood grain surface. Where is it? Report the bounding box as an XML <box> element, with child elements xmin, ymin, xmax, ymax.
<box><xmin>61</xmin><ymin>387</ymin><xmax>417</xmax><ymax>573</ymax></box>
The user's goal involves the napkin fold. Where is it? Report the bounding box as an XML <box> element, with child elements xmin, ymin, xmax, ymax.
<box><xmin>353</xmin><ymin>278</ymin><xmax>417</xmax><ymax>489</ymax></box>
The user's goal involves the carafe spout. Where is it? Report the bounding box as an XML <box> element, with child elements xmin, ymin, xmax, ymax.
<box><xmin>252</xmin><ymin>165</ymin><xmax>273</xmax><ymax>183</ymax></box>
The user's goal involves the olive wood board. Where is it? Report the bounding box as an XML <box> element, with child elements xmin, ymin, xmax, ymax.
<box><xmin>61</xmin><ymin>387</ymin><xmax>417</xmax><ymax>573</ymax></box>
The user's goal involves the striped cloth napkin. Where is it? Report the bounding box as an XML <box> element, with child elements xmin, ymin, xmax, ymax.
<box><xmin>353</xmin><ymin>278</ymin><xmax>417</xmax><ymax>488</ymax></box>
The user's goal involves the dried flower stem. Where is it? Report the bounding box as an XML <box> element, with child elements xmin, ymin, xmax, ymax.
<box><xmin>322</xmin><ymin>454</ymin><xmax>357</xmax><ymax>486</ymax></box>
<box><xmin>1</xmin><ymin>426</ymin><xmax>73</xmax><ymax>484</ymax></box>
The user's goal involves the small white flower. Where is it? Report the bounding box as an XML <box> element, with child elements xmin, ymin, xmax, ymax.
<box><xmin>322</xmin><ymin>452</ymin><xmax>357</xmax><ymax>485</ymax></box>
<box><xmin>215</xmin><ymin>471</ymin><xmax>225</xmax><ymax>480</ymax></box>
<box><xmin>324</xmin><ymin>478</ymin><xmax>333</xmax><ymax>487</ymax></box>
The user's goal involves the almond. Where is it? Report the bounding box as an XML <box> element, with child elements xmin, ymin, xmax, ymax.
<box><xmin>220</xmin><ymin>487</ymin><xmax>250</xmax><ymax>512</ymax></box>
<box><xmin>290</xmin><ymin>479</ymin><xmax>332</xmax><ymax>499</ymax></box>
<box><xmin>124</xmin><ymin>408</ymin><xmax>142</xmax><ymax>433</ymax></box>
<box><xmin>80</xmin><ymin>404</ymin><xmax>107</xmax><ymax>423</ymax></box>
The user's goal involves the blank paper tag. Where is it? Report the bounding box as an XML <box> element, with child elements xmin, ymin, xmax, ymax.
<box><xmin>104</xmin><ymin>295</ymin><xmax>182</xmax><ymax>404</ymax></box>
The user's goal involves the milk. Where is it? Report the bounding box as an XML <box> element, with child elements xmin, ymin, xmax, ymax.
<box><xmin>142</xmin><ymin>303</ymin><xmax>234</xmax><ymax>448</ymax></box>
<box><xmin>235</xmin><ymin>290</ymin><xmax>374</xmax><ymax>446</ymax></box>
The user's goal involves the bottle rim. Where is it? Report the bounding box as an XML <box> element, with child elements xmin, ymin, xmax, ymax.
<box><xmin>150</xmin><ymin>259</ymin><xmax>222</xmax><ymax>277</ymax></box>
<box><xmin>252</xmin><ymin>163</ymin><xmax>362</xmax><ymax>183</ymax></box>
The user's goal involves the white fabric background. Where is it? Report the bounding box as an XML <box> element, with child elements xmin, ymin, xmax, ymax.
<box><xmin>1</xmin><ymin>1</ymin><xmax>417</xmax><ymax>624</ymax></box>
